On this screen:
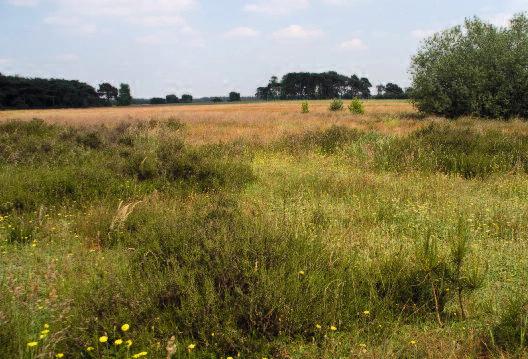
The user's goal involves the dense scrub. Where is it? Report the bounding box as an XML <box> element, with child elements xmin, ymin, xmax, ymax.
<box><xmin>1</xmin><ymin>119</ymin><xmax>528</xmax><ymax>358</ymax></box>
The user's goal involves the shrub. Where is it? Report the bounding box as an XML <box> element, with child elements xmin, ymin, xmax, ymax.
<box><xmin>329</xmin><ymin>99</ymin><xmax>344</xmax><ymax>112</ymax></box>
<box><xmin>348</xmin><ymin>98</ymin><xmax>364</xmax><ymax>114</ymax></box>
<box><xmin>410</xmin><ymin>14</ymin><xmax>528</xmax><ymax>118</ymax></box>
<box><xmin>301</xmin><ymin>101</ymin><xmax>309</xmax><ymax>114</ymax></box>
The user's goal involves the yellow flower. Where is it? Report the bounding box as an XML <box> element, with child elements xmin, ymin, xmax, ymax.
<box><xmin>99</xmin><ymin>336</ymin><xmax>108</xmax><ymax>343</ymax></box>
<box><xmin>187</xmin><ymin>343</ymin><xmax>196</xmax><ymax>351</ymax></box>
<box><xmin>56</xmin><ymin>354</ymin><xmax>64</xmax><ymax>358</ymax></box>
<box><xmin>121</xmin><ymin>323</ymin><xmax>130</xmax><ymax>332</ymax></box>
<box><xmin>298</xmin><ymin>270</ymin><xmax>305</xmax><ymax>276</ymax></box>
<box><xmin>86</xmin><ymin>347</ymin><xmax>94</xmax><ymax>352</ymax></box>
<box><xmin>39</xmin><ymin>334</ymin><xmax>47</xmax><ymax>339</ymax></box>
<box><xmin>330</xmin><ymin>325</ymin><xmax>337</xmax><ymax>331</ymax></box>
<box><xmin>363</xmin><ymin>310</ymin><xmax>370</xmax><ymax>316</ymax></box>
<box><xmin>132</xmin><ymin>352</ymin><xmax>148</xmax><ymax>358</ymax></box>
<box><xmin>114</xmin><ymin>339</ymin><xmax>123</xmax><ymax>346</ymax></box>
<box><xmin>27</xmin><ymin>341</ymin><xmax>38</xmax><ymax>347</ymax></box>
<box><xmin>315</xmin><ymin>324</ymin><xmax>322</xmax><ymax>329</ymax></box>
<box><xmin>227</xmin><ymin>357</ymin><xmax>234</xmax><ymax>359</ymax></box>
<box><xmin>410</xmin><ymin>340</ymin><xmax>417</xmax><ymax>345</ymax></box>
<box><xmin>44</xmin><ymin>323</ymin><xmax>50</xmax><ymax>329</ymax></box>
<box><xmin>126</xmin><ymin>339</ymin><xmax>133</xmax><ymax>348</ymax></box>
<box><xmin>41</xmin><ymin>329</ymin><xmax>50</xmax><ymax>335</ymax></box>
<box><xmin>359</xmin><ymin>343</ymin><xmax>367</xmax><ymax>347</ymax></box>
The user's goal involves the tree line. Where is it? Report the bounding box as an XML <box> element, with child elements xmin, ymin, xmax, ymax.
<box><xmin>256</xmin><ymin>71</ymin><xmax>408</xmax><ymax>100</ymax></box>
<box><xmin>0</xmin><ymin>74</ymin><xmax>134</xmax><ymax>109</ymax></box>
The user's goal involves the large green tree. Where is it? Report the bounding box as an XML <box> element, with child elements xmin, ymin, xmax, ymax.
<box><xmin>117</xmin><ymin>83</ymin><xmax>132</xmax><ymax>106</ymax></box>
<box><xmin>410</xmin><ymin>13</ymin><xmax>528</xmax><ymax>118</ymax></box>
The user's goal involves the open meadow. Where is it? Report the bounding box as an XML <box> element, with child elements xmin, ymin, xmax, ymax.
<box><xmin>1</xmin><ymin>100</ymin><xmax>528</xmax><ymax>358</ymax></box>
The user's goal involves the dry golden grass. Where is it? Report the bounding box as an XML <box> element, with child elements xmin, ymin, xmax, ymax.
<box><xmin>2</xmin><ymin>99</ymin><xmax>528</xmax><ymax>145</ymax></box>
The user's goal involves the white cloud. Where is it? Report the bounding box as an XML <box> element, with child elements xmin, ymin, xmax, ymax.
<box><xmin>340</xmin><ymin>38</ymin><xmax>366</xmax><ymax>50</ymax></box>
<box><xmin>244</xmin><ymin>0</ymin><xmax>309</xmax><ymax>15</ymax></box>
<box><xmin>7</xmin><ymin>0</ymin><xmax>39</xmax><ymax>6</ymax></box>
<box><xmin>273</xmin><ymin>25</ymin><xmax>323</xmax><ymax>40</ymax></box>
<box><xmin>411</xmin><ymin>29</ymin><xmax>436</xmax><ymax>40</ymax></box>
<box><xmin>224</xmin><ymin>27</ymin><xmax>260</xmax><ymax>38</ymax></box>
<box><xmin>42</xmin><ymin>0</ymin><xmax>196</xmax><ymax>34</ymax></box>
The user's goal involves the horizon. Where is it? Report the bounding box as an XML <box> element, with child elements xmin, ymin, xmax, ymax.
<box><xmin>1</xmin><ymin>0</ymin><xmax>526</xmax><ymax>98</ymax></box>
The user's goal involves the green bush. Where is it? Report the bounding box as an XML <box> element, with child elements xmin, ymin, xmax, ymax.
<box><xmin>348</xmin><ymin>98</ymin><xmax>364</xmax><ymax>114</ymax></box>
<box><xmin>328</xmin><ymin>99</ymin><xmax>344</xmax><ymax>112</ymax></box>
<box><xmin>410</xmin><ymin>13</ymin><xmax>528</xmax><ymax>118</ymax></box>
<box><xmin>301</xmin><ymin>101</ymin><xmax>309</xmax><ymax>114</ymax></box>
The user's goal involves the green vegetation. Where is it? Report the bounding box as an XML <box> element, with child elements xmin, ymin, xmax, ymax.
<box><xmin>328</xmin><ymin>99</ymin><xmax>344</xmax><ymax>111</ymax></box>
<box><xmin>411</xmin><ymin>13</ymin><xmax>528</xmax><ymax>118</ymax></box>
<box><xmin>348</xmin><ymin>98</ymin><xmax>364</xmax><ymax>114</ymax></box>
<box><xmin>301</xmin><ymin>101</ymin><xmax>309</xmax><ymax>114</ymax></box>
<box><xmin>2</xmin><ymin>118</ymin><xmax>528</xmax><ymax>358</ymax></box>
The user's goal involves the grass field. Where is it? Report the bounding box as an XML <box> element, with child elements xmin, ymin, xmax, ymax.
<box><xmin>1</xmin><ymin>100</ymin><xmax>528</xmax><ymax>358</ymax></box>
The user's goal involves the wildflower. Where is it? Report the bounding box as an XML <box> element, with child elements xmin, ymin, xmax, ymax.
<box><xmin>121</xmin><ymin>323</ymin><xmax>130</xmax><ymax>332</ymax></box>
<box><xmin>27</xmin><ymin>341</ymin><xmax>38</xmax><ymax>347</ymax></box>
<box><xmin>56</xmin><ymin>354</ymin><xmax>64</xmax><ymax>358</ymax></box>
<box><xmin>363</xmin><ymin>310</ymin><xmax>370</xmax><ymax>316</ymax></box>
<box><xmin>359</xmin><ymin>343</ymin><xmax>367</xmax><ymax>347</ymax></box>
<box><xmin>330</xmin><ymin>325</ymin><xmax>337</xmax><ymax>331</ymax></box>
<box><xmin>115</xmin><ymin>339</ymin><xmax>123</xmax><ymax>346</ymax></box>
<box><xmin>298</xmin><ymin>270</ymin><xmax>305</xmax><ymax>276</ymax></box>
<box><xmin>86</xmin><ymin>347</ymin><xmax>94</xmax><ymax>352</ymax></box>
<box><xmin>99</xmin><ymin>336</ymin><xmax>108</xmax><ymax>343</ymax></box>
<box><xmin>410</xmin><ymin>340</ymin><xmax>417</xmax><ymax>345</ymax></box>
<box><xmin>41</xmin><ymin>329</ymin><xmax>50</xmax><ymax>335</ymax></box>
<box><xmin>126</xmin><ymin>339</ymin><xmax>133</xmax><ymax>348</ymax></box>
<box><xmin>132</xmin><ymin>352</ymin><xmax>148</xmax><ymax>358</ymax></box>
<box><xmin>315</xmin><ymin>324</ymin><xmax>322</xmax><ymax>329</ymax></box>
<box><xmin>187</xmin><ymin>343</ymin><xmax>196</xmax><ymax>351</ymax></box>
<box><xmin>39</xmin><ymin>334</ymin><xmax>47</xmax><ymax>339</ymax></box>
<box><xmin>227</xmin><ymin>357</ymin><xmax>234</xmax><ymax>359</ymax></box>
<box><xmin>44</xmin><ymin>323</ymin><xmax>50</xmax><ymax>329</ymax></box>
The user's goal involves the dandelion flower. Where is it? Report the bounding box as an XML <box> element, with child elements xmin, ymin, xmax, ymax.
<box><xmin>41</xmin><ymin>329</ymin><xmax>50</xmax><ymax>335</ymax></box>
<box><xmin>187</xmin><ymin>343</ymin><xmax>196</xmax><ymax>351</ymax></box>
<box><xmin>330</xmin><ymin>325</ymin><xmax>337</xmax><ymax>331</ymax></box>
<box><xmin>363</xmin><ymin>310</ymin><xmax>370</xmax><ymax>316</ymax></box>
<box><xmin>315</xmin><ymin>324</ymin><xmax>322</xmax><ymax>329</ymax></box>
<box><xmin>99</xmin><ymin>336</ymin><xmax>108</xmax><ymax>343</ymax></box>
<box><xmin>126</xmin><ymin>339</ymin><xmax>133</xmax><ymax>348</ymax></box>
<box><xmin>121</xmin><ymin>323</ymin><xmax>130</xmax><ymax>332</ymax></box>
<box><xmin>298</xmin><ymin>270</ymin><xmax>305</xmax><ymax>276</ymax></box>
<box><xmin>86</xmin><ymin>346</ymin><xmax>94</xmax><ymax>352</ymax></box>
<box><xmin>44</xmin><ymin>323</ymin><xmax>50</xmax><ymax>329</ymax></box>
<box><xmin>115</xmin><ymin>339</ymin><xmax>123</xmax><ymax>346</ymax></box>
<box><xmin>27</xmin><ymin>341</ymin><xmax>38</xmax><ymax>347</ymax></box>
<box><xmin>410</xmin><ymin>340</ymin><xmax>417</xmax><ymax>345</ymax></box>
<box><xmin>56</xmin><ymin>354</ymin><xmax>64</xmax><ymax>358</ymax></box>
<box><xmin>227</xmin><ymin>357</ymin><xmax>234</xmax><ymax>359</ymax></box>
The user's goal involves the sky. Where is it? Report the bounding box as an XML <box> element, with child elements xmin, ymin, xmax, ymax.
<box><xmin>1</xmin><ymin>0</ymin><xmax>527</xmax><ymax>98</ymax></box>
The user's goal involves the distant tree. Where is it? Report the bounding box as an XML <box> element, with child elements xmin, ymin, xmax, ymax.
<box><xmin>0</xmin><ymin>73</ymin><xmax>105</xmax><ymax>109</ymax></box>
<box><xmin>384</xmin><ymin>83</ymin><xmax>405</xmax><ymax>98</ymax></box>
<box><xmin>211</xmin><ymin>97</ymin><xmax>223</xmax><ymax>103</ymax></box>
<box><xmin>117</xmin><ymin>83</ymin><xmax>132</xmax><ymax>106</ymax></box>
<box><xmin>256</xmin><ymin>71</ymin><xmax>372</xmax><ymax>100</ymax></box>
<box><xmin>97</xmin><ymin>83</ymin><xmax>118</xmax><ymax>102</ymax></box>
<box><xmin>181</xmin><ymin>94</ymin><xmax>193</xmax><ymax>103</ymax></box>
<box><xmin>229</xmin><ymin>92</ymin><xmax>241</xmax><ymax>102</ymax></box>
<box><xmin>411</xmin><ymin>13</ymin><xmax>528</xmax><ymax>118</ymax></box>
<box><xmin>376</xmin><ymin>84</ymin><xmax>386</xmax><ymax>97</ymax></box>
<box><xmin>150</xmin><ymin>97</ymin><xmax>166</xmax><ymax>105</ymax></box>
<box><xmin>165</xmin><ymin>94</ymin><xmax>179</xmax><ymax>104</ymax></box>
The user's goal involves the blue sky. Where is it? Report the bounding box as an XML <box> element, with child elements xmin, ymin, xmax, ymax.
<box><xmin>1</xmin><ymin>0</ymin><xmax>527</xmax><ymax>98</ymax></box>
